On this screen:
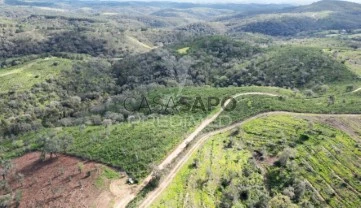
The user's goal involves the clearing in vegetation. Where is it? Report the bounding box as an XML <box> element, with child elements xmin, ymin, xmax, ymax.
<box><xmin>0</xmin><ymin>152</ymin><xmax>120</xmax><ymax>208</ymax></box>
<box><xmin>0</xmin><ymin>57</ymin><xmax>73</xmax><ymax>92</ymax></box>
<box><xmin>176</xmin><ymin>47</ymin><xmax>190</xmax><ymax>54</ymax></box>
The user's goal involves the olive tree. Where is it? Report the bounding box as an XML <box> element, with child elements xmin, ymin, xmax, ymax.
<box><xmin>0</xmin><ymin>159</ymin><xmax>12</xmax><ymax>181</ymax></box>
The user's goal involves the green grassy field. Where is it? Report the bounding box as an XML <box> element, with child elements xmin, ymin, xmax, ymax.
<box><xmin>152</xmin><ymin>114</ymin><xmax>361</xmax><ymax>207</ymax></box>
<box><xmin>0</xmin><ymin>57</ymin><xmax>73</xmax><ymax>92</ymax></box>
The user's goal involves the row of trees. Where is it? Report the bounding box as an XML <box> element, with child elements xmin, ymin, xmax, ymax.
<box><xmin>37</xmin><ymin>131</ymin><xmax>74</xmax><ymax>160</ymax></box>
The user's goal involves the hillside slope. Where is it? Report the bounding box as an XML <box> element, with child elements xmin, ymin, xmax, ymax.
<box><xmin>232</xmin><ymin>0</ymin><xmax>361</xmax><ymax>36</ymax></box>
<box><xmin>113</xmin><ymin>38</ymin><xmax>356</xmax><ymax>89</ymax></box>
<box><xmin>152</xmin><ymin>114</ymin><xmax>361</xmax><ymax>208</ymax></box>
<box><xmin>288</xmin><ymin>0</ymin><xmax>361</xmax><ymax>12</ymax></box>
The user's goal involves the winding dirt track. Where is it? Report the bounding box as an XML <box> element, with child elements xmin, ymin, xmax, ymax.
<box><xmin>138</xmin><ymin>112</ymin><xmax>361</xmax><ymax>208</ymax></box>
<box><xmin>113</xmin><ymin>92</ymin><xmax>278</xmax><ymax>208</ymax></box>
<box><xmin>116</xmin><ymin>91</ymin><xmax>361</xmax><ymax>208</ymax></box>
<box><xmin>353</xmin><ymin>87</ymin><xmax>361</xmax><ymax>93</ymax></box>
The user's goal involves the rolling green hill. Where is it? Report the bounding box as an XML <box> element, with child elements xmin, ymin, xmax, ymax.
<box><xmin>1</xmin><ymin>1</ymin><xmax>361</xmax><ymax>207</ymax></box>
<box><xmin>236</xmin><ymin>0</ymin><xmax>361</xmax><ymax>36</ymax></box>
<box><xmin>153</xmin><ymin>114</ymin><xmax>361</xmax><ymax>207</ymax></box>
<box><xmin>288</xmin><ymin>0</ymin><xmax>361</xmax><ymax>13</ymax></box>
<box><xmin>114</xmin><ymin>37</ymin><xmax>356</xmax><ymax>89</ymax></box>
<box><xmin>228</xmin><ymin>46</ymin><xmax>356</xmax><ymax>88</ymax></box>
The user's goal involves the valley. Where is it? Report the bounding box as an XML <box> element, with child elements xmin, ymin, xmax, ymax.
<box><xmin>0</xmin><ymin>0</ymin><xmax>361</xmax><ymax>207</ymax></box>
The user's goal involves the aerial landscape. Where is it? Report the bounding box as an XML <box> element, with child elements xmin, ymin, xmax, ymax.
<box><xmin>1</xmin><ymin>0</ymin><xmax>361</xmax><ymax>207</ymax></box>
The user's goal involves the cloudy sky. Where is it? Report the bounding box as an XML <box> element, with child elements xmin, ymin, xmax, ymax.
<box><xmin>124</xmin><ymin>0</ymin><xmax>361</xmax><ymax>5</ymax></box>
<box><xmin>217</xmin><ymin>0</ymin><xmax>361</xmax><ymax>4</ymax></box>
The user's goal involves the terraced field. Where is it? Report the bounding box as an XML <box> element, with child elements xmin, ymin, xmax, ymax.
<box><xmin>151</xmin><ymin>114</ymin><xmax>361</xmax><ymax>207</ymax></box>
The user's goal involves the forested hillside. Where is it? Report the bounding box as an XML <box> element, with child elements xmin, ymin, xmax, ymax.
<box><xmin>229</xmin><ymin>0</ymin><xmax>361</xmax><ymax>36</ymax></box>
<box><xmin>113</xmin><ymin>37</ymin><xmax>355</xmax><ymax>89</ymax></box>
<box><xmin>112</xmin><ymin>37</ymin><xmax>261</xmax><ymax>88</ymax></box>
<box><xmin>1</xmin><ymin>0</ymin><xmax>361</xmax><ymax>207</ymax></box>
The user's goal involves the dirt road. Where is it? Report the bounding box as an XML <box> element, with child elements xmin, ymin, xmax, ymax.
<box><xmin>353</xmin><ymin>87</ymin><xmax>361</xmax><ymax>93</ymax></box>
<box><xmin>138</xmin><ymin>112</ymin><xmax>361</xmax><ymax>208</ymax></box>
<box><xmin>113</xmin><ymin>92</ymin><xmax>278</xmax><ymax>208</ymax></box>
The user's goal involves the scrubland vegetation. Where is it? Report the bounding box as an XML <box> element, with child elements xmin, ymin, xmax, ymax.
<box><xmin>1</xmin><ymin>0</ymin><xmax>361</xmax><ymax>207</ymax></box>
<box><xmin>212</xmin><ymin>86</ymin><xmax>361</xmax><ymax>130</ymax></box>
<box><xmin>153</xmin><ymin>115</ymin><xmax>361</xmax><ymax>207</ymax></box>
<box><xmin>1</xmin><ymin>30</ymin><xmax>361</xmax><ymax>184</ymax></box>
<box><xmin>3</xmin><ymin>115</ymin><xmax>204</xmax><ymax>179</ymax></box>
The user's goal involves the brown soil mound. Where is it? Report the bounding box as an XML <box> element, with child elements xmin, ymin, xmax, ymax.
<box><xmin>0</xmin><ymin>152</ymin><xmax>110</xmax><ymax>208</ymax></box>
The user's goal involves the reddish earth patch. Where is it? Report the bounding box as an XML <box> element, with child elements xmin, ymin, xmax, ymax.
<box><xmin>264</xmin><ymin>156</ymin><xmax>278</xmax><ymax>166</ymax></box>
<box><xmin>0</xmin><ymin>152</ymin><xmax>110</xmax><ymax>208</ymax></box>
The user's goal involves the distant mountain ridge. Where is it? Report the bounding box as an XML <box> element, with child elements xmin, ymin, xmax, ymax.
<box><xmin>230</xmin><ymin>0</ymin><xmax>361</xmax><ymax>36</ymax></box>
<box><xmin>4</xmin><ymin>0</ymin><xmax>292</xmax><ymax>12</ymax></box>
<box><xmin>286</xmin><ymin>0</ymin><xmax>361</xmax><ymax>13</ymax></box>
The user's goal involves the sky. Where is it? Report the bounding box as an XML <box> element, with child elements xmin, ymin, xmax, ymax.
<box><xmin>118</xmin><ymin>0</ymin><xmax>361</xmax><ymax>5</ymax></box>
